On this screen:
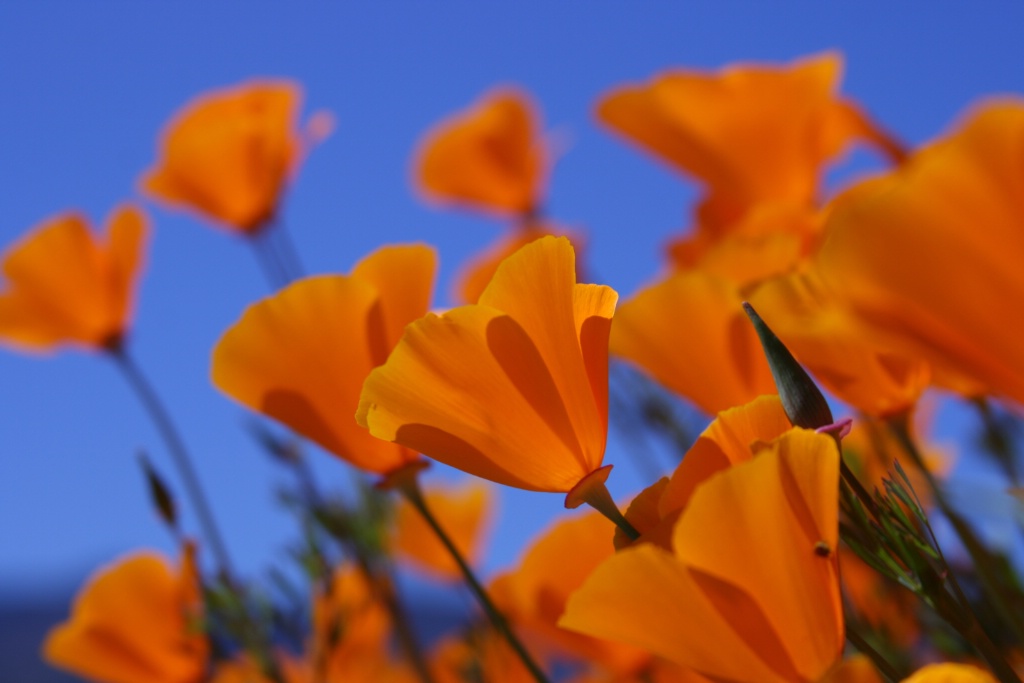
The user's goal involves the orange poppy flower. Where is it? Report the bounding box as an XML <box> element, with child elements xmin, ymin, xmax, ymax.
<box><xmin>310</xmin><ymin>566</ymin><xmax>393</xmax><ymax>679</ymax></box>
<box><xmin>748</xmin><ymin>268</ymin><xmax>930</xmax><ymax>417</ymax></box>
<box><xmin>141</xmin><ymin>80</ymin><xmax>329</xmax><ymax>234</ymax></box>
<box><xmin>666</xmin><ymin>204</ymin><xmax>823</xmax><ymax>285</ymax></box>
<box><xmin>816</xmin><ymin>100</ymin><xmax>1024</xmax><ymax>404</ymax></box>
<box><xmin>212</xmin><ymin>244</ymin><xmax>435</xmax><ymax>474</ymax></box>
<box><xmin>489</xmin><ymin>510</ymin><xmax>651</xmax><ymax>674</ymax></box>
<box><xmin>614</xmin><ymin>395</ymin><xmax>792</xmax><ymax>551</ymax></box>
<box><xmin>43</xmin><ymin>547</ymin><xmax>206</xmax><ymax>683</ymax></box>
<box><xmin>0</xmin><ymin>204</ymin><xmax>148</xmax><ymax>353</ymax></box>
<box><xmin>597</xmin><ymin>52</ymin><xmax>901</xmax><ymax>231</ymax></box>
<box><xmin>414</xmin><ymin>88</ymin><xmax>547</xmax><ymax>217</ymax></box>
<box><xmin>391</xmin><ymin>479</ymin><xmax>493</xmax><ymax>580</ymax></box>
<box><xmin>561</xmin><ymin>429</ymin><xmax>843</xmax><ymax>683</ymax></box>
<box><xmin>358</xmin><ymin>236</ymin><xmax>616</xmax><ymax>493</ymax></box>
<box><xmin>610</xmin><ymin>270</ymin><xmax>776</xmax><ymax>416</ymax></box>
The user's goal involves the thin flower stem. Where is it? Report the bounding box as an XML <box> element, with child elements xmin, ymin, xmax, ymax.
<box><xmin>110</xmin><ymin>346</ymin><xmax>235</xmax><ymax>580</ymax></box>
<box><xmin>393</xmin><ymin>475</ymin><xmax>551</xmax><ymax>683</ymax></box>
<box><xmin>269</xmin><ymin>218</ymin><xmax>307</xmax><ymax>282</ymax></box>
<box><xmin>250</xmin><ymin>233</ymin><xmax>291</xmax><ymax>291</ymax></box>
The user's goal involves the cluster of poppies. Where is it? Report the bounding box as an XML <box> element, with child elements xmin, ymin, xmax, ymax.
<box><xmin>3</xmin><ymin>52</ymin><xmax>1022</xmax><ymax>683</ymax></box>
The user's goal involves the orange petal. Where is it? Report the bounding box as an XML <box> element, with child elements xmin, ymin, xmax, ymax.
<box><xmin>562</xmin><ymin>428</ymin><xmax>842</xmax><ymax>682</ymax></box>
<box><xmin>0</xmin><ymin>204</ymin><xmax>148</xmax><ymax>353</ymax></box>
<box><xmin>392</xmin><ymin>479</ymin><xmax>493</xmax><ymax>580</ymax></box>
<box><xmin>561</xmin><ymin>542</ymin><xmax>790</xmax><ymax>682</ymax></box>
<box><xmin>659</xmin><ymin>395</ymin><xmax>792</xmax><ymax>515</ymax></box>
<box><xmin>749</xmin><ymin>268</ymin><xmax>930</xmax><ymax>417</ymax></box>
<box><xmin>212</xmin><ymin>244</ymin><xmax>434</xmax><ymax>473</ymax></box>
<box><xmin>43</xmin><ymin>551</ymin><xmax>206</xmax><ymax>683</ymax></box>
<box><xmin>492</xmin><ymin>510</ymin><xmax>650</xmax><ymax>673</ymax></box>
<box><xmin>453</xmin><ymin>223</ymin><xmax>585</xmax><ymax>305</ymax></box>
<box><xmin>673</xmin><ymin>429</ymin><xmax>843</xmax><ymax>682</ymax></box>
<box><xmin>820</xmin><ymin>655</ymin><xmax>885</xmax><ymax>683</ymax></box>
<box><xmin>610</xmin><ymin>270</ymin><xmax>776</xmax><ymax>415</ymax></box>
<box><xmin>415</xmin><ymin>88</ymin><xmax>546</xmax><ymax>216</ymax></box>
<box><xmin>598</xmin><ymin>52</ymin><xmax>896</xmax><ymax>230</ymax></box>
<box><xmin>900</xmin><ymin>664</ymin><xmax>997</xmax><ymax>683</ymax></box>
<box><xmin>667</xmin><ymin>204</ymin><xmax>823</xmax><ymax>285</ymax></box>
<box><xmin>141</xmin><ymin>81</ymin><xmax>310</xmax><ymax>233</ymax></box>
<box><xmin>359</xmin><ymin>236</ymin><xmax>615</xmax><ymax>492</ymax></box>
<box><xmin>817</xmin><ymin>101</ymin><xmax>1024</xmax><ymax>403</ymax></box>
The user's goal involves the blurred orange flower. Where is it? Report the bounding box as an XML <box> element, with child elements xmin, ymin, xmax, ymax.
<box><xmin>43</xmin><ymin>547</ymin><xmax>206</xmax><ymax>683</ymax></box>
<box><xmin>597</xmin><ymin>51</ymin><xmax>901</xmax><ymax>231</ymax></box>
<box><xmin>212</xmin><ymin>244</ymin><xmax>435</xmax><ymax>474</ymax></box>
<box><xmin>415</xmin><ymin>88</ymin><xmax>547</xmax><ymax>217</ymax></box>
<box><xmin>0</xmin><ymin>204</ymin><xmax>148</xmax><ymax>353</ymax></box>
<box><xmin>392</xmin><ymin>479</ymin><xmax>493</xmax><ymax>580</ymax></box>
<box><xmin>816</xmin><ymin>100</ymin><xmax>1024</xmax><ymax>404</ymax></box>
<box><xmin>561</xmin><ymin>429</ymin><xmax>843</xmax><ymax>683</ymax></box>
<box><xmin>901</xmin><ymin>664</ymin><xmax>997</xmax><ymax>683</ymax></box>
<box><xmin>749</xmin><ymin>268</ymin><xmax>930</xmax><ymax>417</ymax></box>
<box><xmin>610</xmin><ymin>270</ymin><xmax>776</xmax><ymax>415</ymax></box>
<box><xmin>358</xmin><ymin>236</ymin><xmax>617</xmax><ymax>493</ymax></box>
<box><xmin>141</xmin><ymin>80</ymin><xmax>329</xmax><ymax>234</ymax></box>
<box><xmin>666</xmin><ymin>204</ymin><xmax>822</xmax><ymax>284</ymax></box>
<box><xmin>489</xmin><ymin>510</ymin><xmax>651</xmax><ymax>674</ymax></box>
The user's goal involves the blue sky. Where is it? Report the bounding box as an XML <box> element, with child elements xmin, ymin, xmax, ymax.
<box><xmin>1</xmin><ymin>4</ymin><xmax>1023</xmax><ymax>598</ymax></box>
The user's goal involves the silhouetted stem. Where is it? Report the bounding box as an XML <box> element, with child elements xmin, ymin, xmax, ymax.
<box><xmin>888</xmin><ymin>415</ymin><xmax>1024</xmax><ymax>677</ymax></box>
<box><xmin>391</xmin><ymin>471</ymin><xmax>551</xmax><ymax>683</ymax></box>
<box><xmin>111</xmin><ymin>346</ymin><xmax>235</xmax><ymax>580</ymax></box>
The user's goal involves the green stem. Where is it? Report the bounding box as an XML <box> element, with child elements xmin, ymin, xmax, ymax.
<box><xmin>110</xmin><ymin>346</ymin><xmax>235</xmax><ymax>580</ymax></box>
<box><xmin>393</xmin><ymin>473</ymin><xmax>551</xmax><ymax>683</ymax></box>
<box><xmin>888</xmin><ymin>416</ymin><xmax>1024</xmax><ymax>676</ymax></box>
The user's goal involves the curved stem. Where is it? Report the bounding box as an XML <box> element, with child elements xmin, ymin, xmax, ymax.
<box><xmin>392</xmin><ymin>472</ymin><xmax>551</xmax><ymax>683</ymax></box>
<box><xmin>110</xmin><ymin>346</ymin><xmax>234</xmax><ymax>579</ymax></box>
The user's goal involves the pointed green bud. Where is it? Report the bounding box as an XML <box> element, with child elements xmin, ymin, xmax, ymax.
<box><xmin>138</xmin><ymin>451</ymin><xmax>178</xmax><ymax>530</ymax></box>
<box><xmin>742</xmin><ymin>302</ymin><xmax>834</xmax><ymax>430</ymax></box>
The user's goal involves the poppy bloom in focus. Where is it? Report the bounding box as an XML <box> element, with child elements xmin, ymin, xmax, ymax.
<box><xmin>212</xmin><ymin>244</ymin><xmax>435</xmax><ymax>474</ymax></box>
<box><xmin>414</xmin><ymin>88</ymin><xmax>547</xmax><ymax>217</ymax></box>
<box><xmin>43</xmin><ymin>548</ymin><xmax>206</xmax><ymax>683</ymax></box>
<box><xmin>561</xmin><ymin>429</ymin><xmax>843</xmax><ymax>683</ymax></box>
<box><xmin>0</xmin><ymin>204</ymin><xmax>148</xmax><ymax>354</ymax></box>
<box><xmin>358</xmin><ymin>236</ymin><xmax>617</xmax><ymax>493</ymax></box>
<box><xmin>141</xmin><ymin>80</ymin><xmax>331</xmax><ymax>234</ymax></box>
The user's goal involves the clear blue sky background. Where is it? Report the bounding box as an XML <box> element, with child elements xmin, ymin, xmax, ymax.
<box><xmin>2</xmin><ymin>4</ymin><xmax>1023</xmax><ymax>600</ymax></box>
